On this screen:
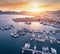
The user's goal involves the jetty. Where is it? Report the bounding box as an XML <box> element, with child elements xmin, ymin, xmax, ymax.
<box><xmin>21</xmin><ymin>43</ymin><xmax>57</xmax><ymax>54</ymax></box>
<box><xmin>22</xmin><ymin>47</ymin><xmax>52</xmax><ymax>54</ymax></box>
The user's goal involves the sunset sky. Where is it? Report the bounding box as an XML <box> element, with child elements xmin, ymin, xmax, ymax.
<box><xmin>0</xmin><ymin>0</ymin><xmax>60</xmax><ymax>12</ymax></box>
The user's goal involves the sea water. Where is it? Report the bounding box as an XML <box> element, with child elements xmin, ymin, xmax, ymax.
<box><xmin>0</xmin><ymin>14</ymin><xmax>60</xmax><ymax>54</ymax></box>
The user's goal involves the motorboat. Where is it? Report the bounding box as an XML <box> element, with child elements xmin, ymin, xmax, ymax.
<box><xmin>22</xmin><ymin>43</ymin><xmax>30</xmax><ymax>53</ymax></box>
<box><xmin>51</xmin><ymin>48</ymin><xmax>57</xmax><ymax>54</ymax></box>
<box><xmin>45</xmin><ymin>35</ymin><xmax>48</xmax><ymax>39</ymax></box>
<box><xmin>4</xmin><ymin>26</ymin><xmax>11</xmax><ymax>30</ymax></box>
<box><xmin>0</xmin><ymin>27</ymin><xmax>4</xmax><ymax>31</ymax></box>
<box><xmin>45</xmin><ymin>31</ymin><xmax>50</xmax><ymax>35</ymax></box>
<box><xmin>24</xmin><ymin>43</ymin><xmax>30</xmax><ymax>49</ymax></box>
<box><xmin>42</xmin><ymin>46</ymin><xmax>49</xmax><ymax>53</ymax></box>
<box><xmin>39</xmin><ymin>21</ymin><xmax>43</xmax><ymax>24</ymax></box>
<box><xmin>30</xmin><ymin>34</ymin><xmax>35</xmax><ymax>41</ymax></box>
<box><xmin>52</xmin><ymin>30</ymin><xmax>56</xmax><ymax>35</ymax></box>
<box><xmin>43</xmin><ymin>22</ymin><xmax>47</xmax><ymax>25</ymax></box>
<box><xmin>30</xmin><ymin>31</ymin><xmax>36</xmax><ymax>41</ymax></box>
<box><xmin>23</xmin><ymin>28</ymin><xmax>29</xmax><ymax>32</ymax></box>
<box><xmin>36</xmin><ymin>35</ymin><xmax>45</xmax><ymax>42</ymax></box>
<box><xmin>57</xmin><ymin>40</ymin><xmax>60</xmax><ymax>44</ymax></box>
<box><xmin>18</xmin><ymin>29</ymin><xmax>26</xmax><ymax>36</ymax></box>
<box><xmin>25</xmin><ymin>22</ymin><xmax>31</xmax><ymax>25</ymax></box>
<box><xmin>39</xmin><ymin>31</ymin><xmax>44</xmax><ymax>34</ymax></box>
<box><xmin>34</xmin><ymin>45</ymin><xmax>36</xmax><ymax>50</ymax></box>
<box><xmin>49</xmin><ymin>36</ymin><xmax>56</xmax><ymax>43</ymax></box>
<box><xmin>0</xmin><ymin>25</ymin><xmax>14</xmax><ymax>31</ymax></box>
<box><xmin>32</xmin><ymin>45</ymin><xmax>37</xmax><ymax>54</ymax></box>
<box><xmin>10</xmin><ymin>30</ymin><xmax>19</xmax><ymax>38</ymax></box>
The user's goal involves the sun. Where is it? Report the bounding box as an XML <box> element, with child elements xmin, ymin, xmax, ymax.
<box><xmin>31</xmin><ymin>7</ymin><xmax>39</xmax><ymax>12</ymax></box>
<box><xmin>28</xmin><ymin>2</ymin><xmax>40</xmax><ymax>12</ymax></box>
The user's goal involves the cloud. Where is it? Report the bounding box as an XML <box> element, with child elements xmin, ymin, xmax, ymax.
<box><xmin>0</xmin><ymin>2</ymin><xmax>30</xmax><ymax>11</ymax></box>
<box><xmin>0</xmin><ymin>0</ymin><xmax>8</xmax><ymax>4</ymax></box>
<box><xmin>40</xmin><ymin>3</ymin><xmax>60</xmax><ymax>11</ymax></box>
<box><xmin>0</xmin><ymin>0</ymin><xmax>60</xmax><ymax>11</ymax></box>
<box><xmin>0</xmin><ymin>0</ymin><xmax>60</xmax><ymax>4</ymax></box>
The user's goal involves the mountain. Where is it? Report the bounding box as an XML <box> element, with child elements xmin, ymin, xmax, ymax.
<box><xmin>0</xmin><ymin>10</ymin><xmax>60</xmax><ymax>16</ymax></box>
<box><xmin>0</xmin><ymin>11</ymin><xmax>33</xmax><ymax>16</ymax></box>
<box><xmin>0</xmin><ymin>11</ymin><xmax>20</xmax><ymax>14</ymax></box>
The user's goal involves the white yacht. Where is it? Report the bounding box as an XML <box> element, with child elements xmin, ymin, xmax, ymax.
<box><xmin>36</xmin><ymin>35</ymin><xmax>45</xmax><ymax>42</ymax></box>
<box><xmin>52</xmin><ymin>30</ymin><xmax>56</xmax><ymax>35</ymax></box>
<box><xmin>49</xmin><ymin>36</ymin><xmax>56</xmax><ymax>43</ymax></box>
<box><xmin>11</xmin><ymin>30</ymin><xmax>19</xmax><ymax>38</ymax></box>
<box><xmin>17</xmin><ymin>29</ymin><xmax>26</xmax><ymax>36</ymax></box>
<box><xmin>34</xmin><ymin>45</ymin><xmax>36</xmax><ymax>50</ymax></box>
<box><xmin>40</xmin><ymin>31</ymin><xmax>44</xmax><ymax>34</ymax></box>
<box><xmin>42</xmin><ymin>47</ymin><xmax>49</xmax><ymax>52</ymax></box>
<box><xmin>45</xmin><ymin>30</ymin><xmax>50</xmax><ymax>35</ymax></box>
<box><xmin>22</xmin><ymin>43</ymin><xmax>30</xmax><ymax>53</ymax></box>
<box><xmin>45</xmin><ymin>35</ymin><xmax>48</xmax><ymax>40</ymax></box>
<box><xmin>32</xmin><ymin>45</ymin><xmax>37</xmax><ymax>54</ymax></box>
<box><xmin>57</xmin><ymin>40</ymin><xmax>60</xmax><ymax>44</ymax></box>
<box><xmin>24</xmin><ymin>43</ymin><xmax>30</xmax><ymax>49</ymax></box>
<box><xmin>30</xmin><ymin>31</ymin><xmax>35</xmax><ymax>41</ymax></box>
<box><xmin>51</xmin><ymin>48</ymin><xmax>57</xmax><ymax>54</ymax></box>
<box><xmin>0</xmin><ymin>27</ymin><xmax>4</xmax><ymax>31</ymax></box>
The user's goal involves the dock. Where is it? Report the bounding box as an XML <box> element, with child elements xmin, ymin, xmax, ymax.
<box><xmin>22</xmin><ymin>47</ymin><xmax>52</xmax><ymax>54</ymax></box>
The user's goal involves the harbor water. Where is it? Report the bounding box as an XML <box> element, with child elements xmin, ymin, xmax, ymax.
<box><xmin>0</xmin><ymin>14</ymin><xmax>60</xmax><ymax>54</ymax></box>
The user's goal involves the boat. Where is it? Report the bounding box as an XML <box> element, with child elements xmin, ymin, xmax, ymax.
<box><xmin>3</xmin><ymin>26</ymin><xmax>11</xmax><ymax>30</ymax></box>
<box><xmin>10</xmin><ymin>30</ymin><xmax>19</xmax><ymax>38</ymax></box>
<box><xmin>9</xmin><ymin>25</ymin><xmax>15</xmax><ymax>28</ymax></box>
<box><xmin>49</xmin><ymin>30</ymin><xmax>53</xmax><ymax>33</ymax></box>
<box><xmin>32</xmin><ymin>45</ymin><xmax>36</xmax><ymax>54</ymax></box>
<box><xmin>52</xmin><ymin>24</ymin><xmax>60</xmax><ymax>28</ymax></box>
<box><xmin>0</xmin><ymin>25</ymin><xmax>14</xmax><ymax>31</ymax></box>
<box><xmin>43</xmin><ymin>22</ymin><xmax>47</xmax><ymax>25</ymax></box>
<box><xmin>45</xmin><ymin>31</ymin><xmax>50</xmax><ymax>35</ymax></box>
<box><xmin>45</xmin><ymin>35</ymin><xmax>48</xmax><ymax>39</ymax></box>
<box><xmin>51</xmin><ymin>48</ymin><xmax>57</xmax><ymax>54</ymax></box>
<box><xmin>42</xmin><ymin>47</ymin><xmax>49</xmax><ymax>53</ymax></box>
<box><xmin>57</xmin><ymin>40</ymin><xmax>60</xmax><ymax>44</ymax></box>
<box><xmin>49</xmin><ymin>36</ymin><xmax>56</xmax><ymax>43</ymax></box>
<box><xmin>30</xmin><ymin>31</ymin><xmax>36</xmax><ymax>41</ymax></box>
<box><xmin>24</xmin><ymin>43</ymin><xmax>30</xmax><ymax>49</ymax></box>
<box><xmin>18</xmin><ymin>29</ymin><xmax>26</xmax><ymax>36</ymax></box>
<box><xmin>25</xmin><ymin>21</ymin><xmax>31</xmax><ymax>25</ymax></box>
<box><xmin>23</xmin><ymin>28</ymin><xmax>29</xmax><ymax>32</ymax></box>
<box><xmin>34</xmin><ymin>45</ymin><xmax>36</xmax><ymax>50</ymax></box>
<box><xmin>39</xmin><ymin>31</ymin><xmax>44</xmax><ymax>34</ymax></box>
<box><xmin>39</xmin><ymin>21</ymin><xmax>43</xmax><ymax>24</ymax></box>
<box><xmin>35</xmin><ymin>35</ymin><xmax>45</xmax><ymax>42</ymax></box>
<box><xmin>52</xmin><ymin>30</ymin><xmax>57</xmax><ymax>35</ymax></box>
<box><xmin>30</xmin><ymin>34</ymin><xmax>35</xmax><ymax>41</ymax></box>
<box><xmin>22</xmin><ymin>43</ymin><xmax>30</xmax><ymax>53</ymax></box>
<box><xmin>0</xmin><ymin>27</ymin><xmax>4</xmax><ymax>31</ymax></box>
<box><xmin>55</xmin><ymin>30</ymin><xmax>60</xmax><ymax>35</ymax></box>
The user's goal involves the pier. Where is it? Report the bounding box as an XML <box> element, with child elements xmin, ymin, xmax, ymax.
<box><xmin>22</xmin><ymin>47</ymin><xmax>52</xmax><ymax>54</ymax></box>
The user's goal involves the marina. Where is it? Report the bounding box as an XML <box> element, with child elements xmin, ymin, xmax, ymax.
<box><xmin>0</xmin><ymin>15</ymin><xmax>60</xmax><ymax>54</ymax></box>
<box><xmin>22</xmin><ymin>43</ymin><xmax>57</xmax><ymax>54</ymax></box>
